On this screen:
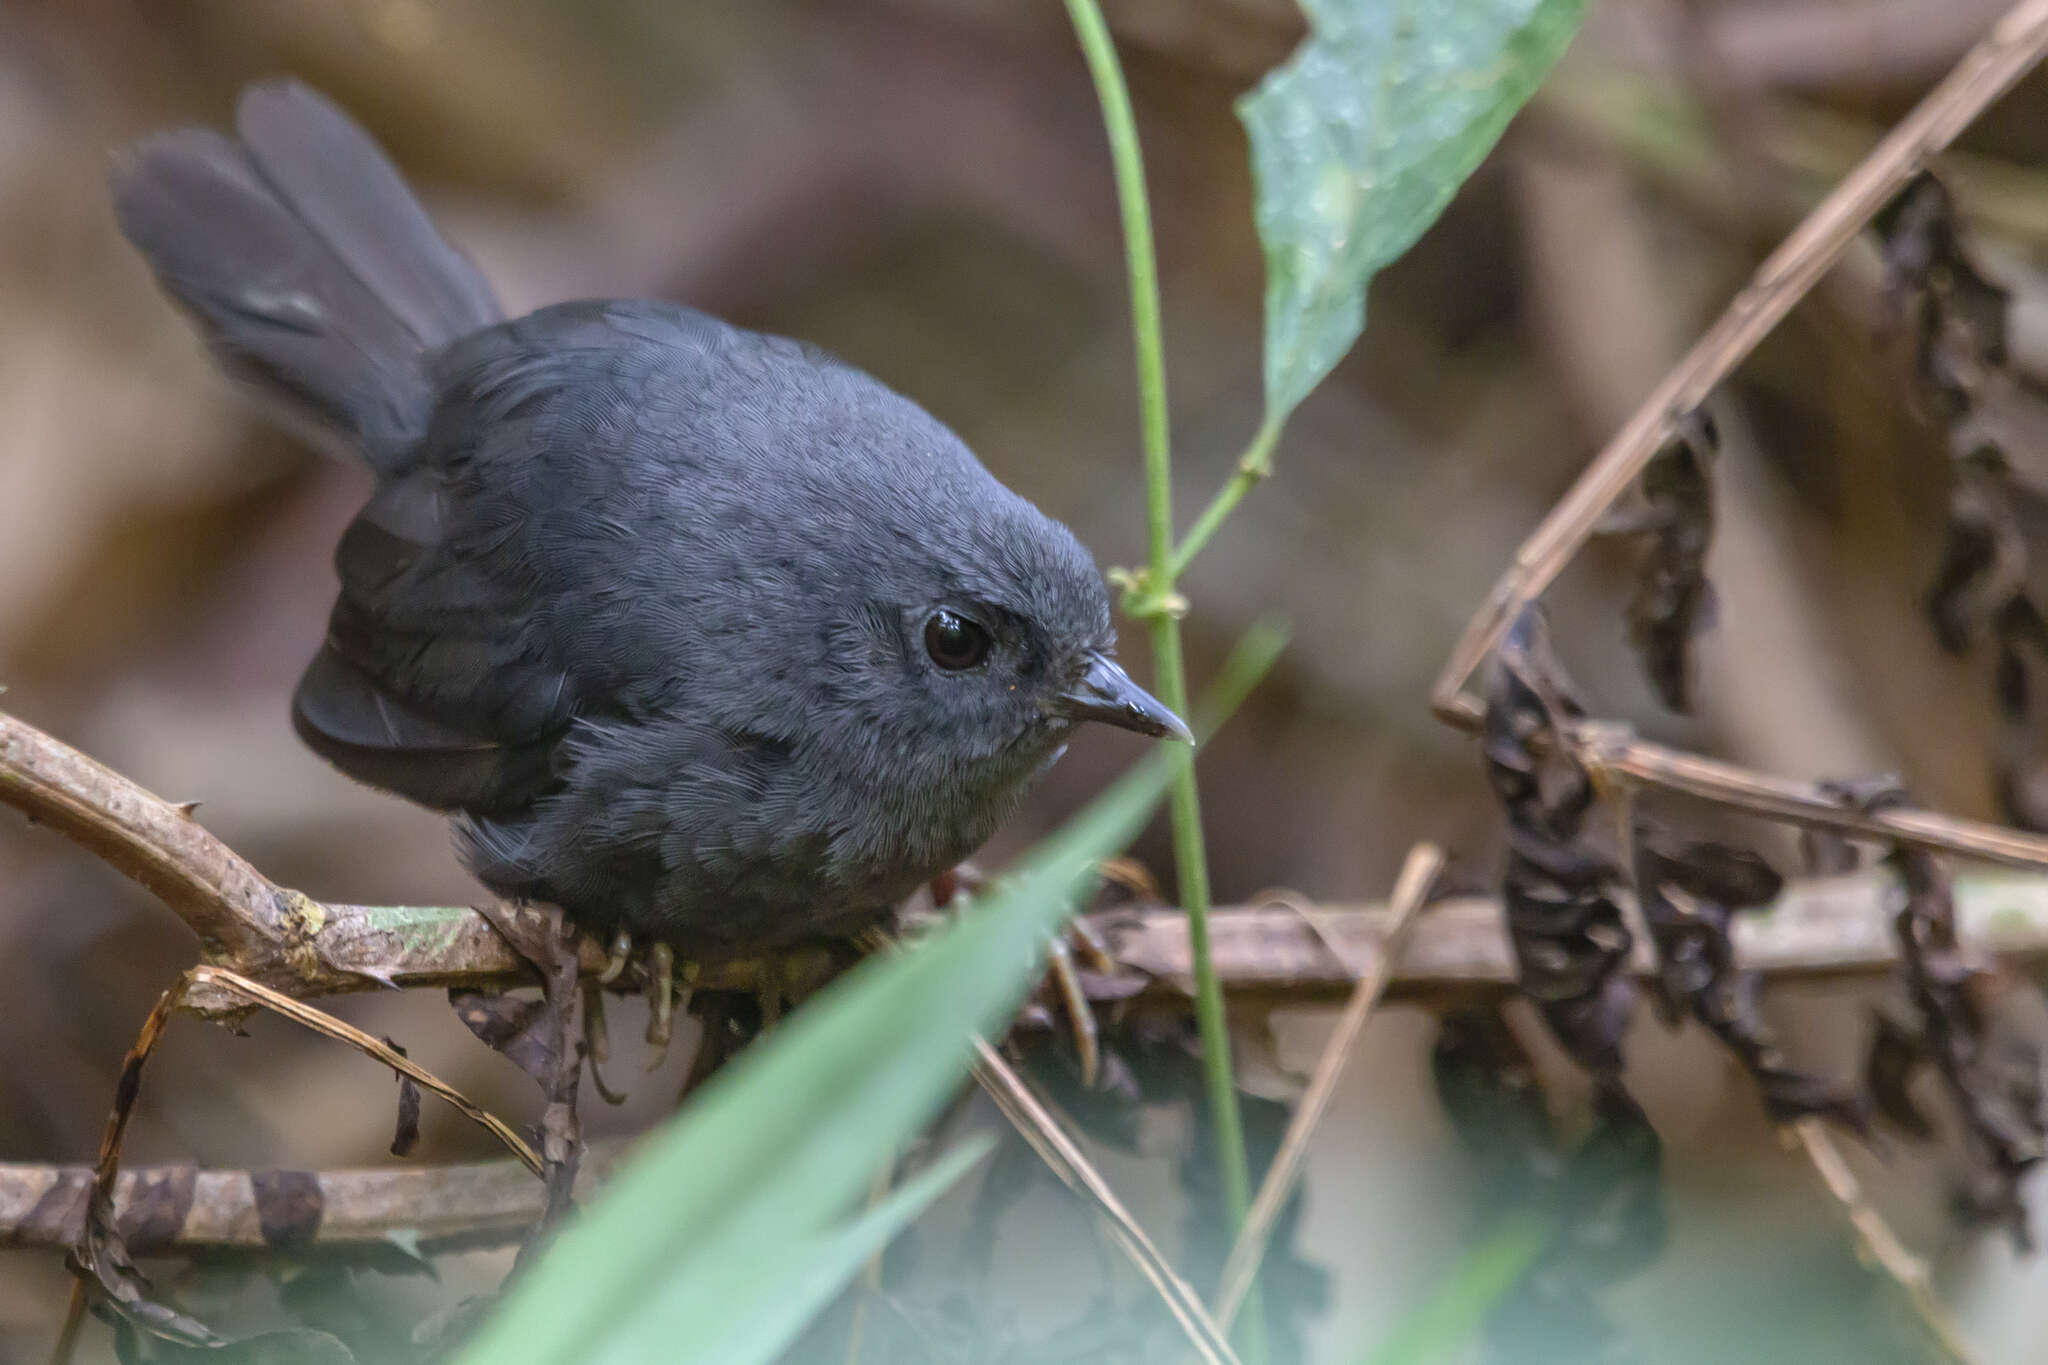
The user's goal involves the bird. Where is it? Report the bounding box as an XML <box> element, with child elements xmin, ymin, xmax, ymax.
<box><xmin>112</xmin><ymin>79</ymin><xmax>1188</xmax><ymax>957</ymax></box>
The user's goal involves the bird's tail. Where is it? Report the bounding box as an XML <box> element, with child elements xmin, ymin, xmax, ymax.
<box><xmin>111</xmin><ymin>80</ymin><xmax>502</xmax><ymax>470</ymax></box>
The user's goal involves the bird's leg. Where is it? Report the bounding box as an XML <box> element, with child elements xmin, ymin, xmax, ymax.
<box><xmin>581</xmin><ymin>980</ymin><xmax>629</xmax><ymax>1106</ymax></box>
<box><xmin>643</xmin><ymin>942</ymin><xmax>677</xmax><ymax>1071</ymax></box>
<box><xmin>531</xmin><ymin>909</ymin><xmax>585</xmax><ymax>1243</ymax></box>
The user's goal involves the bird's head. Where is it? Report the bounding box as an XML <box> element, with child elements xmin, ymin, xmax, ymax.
<box><xmin>791</xmin><ymin>400</ymin><xmax>1187</xmax><ymax>818</ymax></box>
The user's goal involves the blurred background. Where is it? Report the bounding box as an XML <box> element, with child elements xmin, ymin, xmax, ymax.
<box><xmin>4</xmin><ymin>0</ymin><xmax>2048</xmax><ymax>1361</ymax></box>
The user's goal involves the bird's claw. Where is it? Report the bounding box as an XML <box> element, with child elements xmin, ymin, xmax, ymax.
<box><xmin>596</xmin><ymin>931</ymin><xmax>633</xmax><ymax>985</ymax></box>
<box><xmin>581</xmin><ymin>980</ymin><xmax>629</xmax><ymax>1106</ymax></box>
<box><xmin>1044</xmin><ymin>934</ymin><xmax>1100</xmax><ymax>1089</ymax></box>
<box><xmin>644</xmin><ymin>942</ymin><xmax>677</xmax><ymax>1071</ymax></box>
<box><xmin>924</xmin><ymin>863</ymin><xmax>1107</xmax><ymax>1089</ymax></box>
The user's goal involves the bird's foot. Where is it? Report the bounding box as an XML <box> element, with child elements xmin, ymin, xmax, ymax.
<box><xmin>577</xmin><ymin>930</ymin><xmax>696</xmax><ymax>1081</ymax></box>
<box><xmin>924</xmin><ymin>864</ymin><xmax>1119</xmax><ymax>1089</ymax></box>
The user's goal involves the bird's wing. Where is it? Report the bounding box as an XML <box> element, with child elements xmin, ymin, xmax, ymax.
<box><xmin>291</xmin><ymin>305</ymin><xmax>668</xmax><ymax>812</ymax></box>
<box><xmin>293</xmin><ymin>454</ymin><xmax>579</xmax><ymax>813</ymax></box>
<box><xmin>293</xmin><ymin>299</ymin><xmax>799</xmax><ymax>816</ymax></box>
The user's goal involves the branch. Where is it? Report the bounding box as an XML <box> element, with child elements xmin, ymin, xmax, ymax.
<box><xmin>0</xmin><ymin>1155</ymin><xmax>612</xmax><ymax>1255</ymax></box>
<box><xmin>1097</xmin><ymin>866</ymin><xmax>2048</xmax><ymax>1001</ymax></box>
<box><xmin>1431</xmin><ymin>0</ymin><xmax>2048</xmax><ymax>725</ymax></box>
<box><xmin>15</xmin><ymin>706</ymin><xmax>2048</xmax><ymax>1014</ymax></box>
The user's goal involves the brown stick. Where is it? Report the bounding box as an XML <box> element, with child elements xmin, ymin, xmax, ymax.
<box><xmin>1567</xmin><ymin>720</ymin><xmax>2048</xmax><ymax>871</ymax></box>
<box><xmin>1793</xmin><ymin>1119</ymin><xmax>1984</xmax><ymax>1365</ymax></box>
<box><xmin>1210</xmin><ymin>844</ymin><xmax>1444</xmax><ymax>1331</ymax></box>
<box><xmin>2</xmin><ymin>1154</ymin><xmax>615</xmax><ymax>1254</ymax></box>
<box><xmin>1430</xmin><ymin>0</ymin><xmax>2048</xmax><ymax>726</ymax></box>
<box><xmin>969</xmin><ymin>1040</ymin><xmax>1242</xmax><ymax>1365</ymax></box>
<box><xmin>189</xmin><ymin>968</ymin><xmax>542</xmax><ymax>1176</ymax></box>
<box><xmin>0</xmin><ymin>711</ymin><xmax>288</xmax><ymax>963</ymax></box>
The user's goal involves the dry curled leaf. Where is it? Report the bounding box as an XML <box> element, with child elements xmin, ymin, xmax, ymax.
<box><xmin>1635</xmin><ymin>830</ymin><xmax>1868</xmax><ymax>1130</ymax></box>
<box><xmin>1847</xmin><ymin>785</ymin><xmax>2048</xmax><ymax>1248</ymax></box>
<box><xmin>384</xmin><ymin>1036</ymin><xmax>422</xmax><ymax>1158</ymax></box>
<box><xmin>449</xmin><ymin>990</ymin><xmax>558</xmax><ymax>1087</ymax></box>
<box><xmin>1484</xmin><ymin>608</ymin><xmax>1635</xmax><ymax>1083</ymax></box>
<box><xmin>1878</xmin><ymin>172</ymin><xmax>2048</xmax><ymax>834</ymax></box>
<box><xmin>1622</xmin><ymin>410</ymin><xmax>1718</xmax><ymax>714</ymax></box>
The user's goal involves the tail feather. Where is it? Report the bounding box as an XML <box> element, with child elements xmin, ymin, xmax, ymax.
<box><xmin>234</xmin><ymin>82</ymin><xmax>499</xmax><ymax>349</ymax></box>
<box><xmin>111</xmin><ymin>80</ymin><xmax>501</xmax><ymax>469</ymax></box>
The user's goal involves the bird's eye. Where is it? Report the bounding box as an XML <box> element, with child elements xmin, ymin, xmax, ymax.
<box><xmin>924</xmin><ymin>609</ymin><xmax>992</xmax><ymax>671</ymax></box>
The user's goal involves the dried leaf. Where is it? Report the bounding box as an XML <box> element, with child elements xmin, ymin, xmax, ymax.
<box><xmin>1636</xmin><ymin>831</ymin><xmax>1866</xmax><ymax>1130</ymax></box>
<box><xmin>1623</xmin><ymin>412</ymin><xmax>1718</xmax><ymax>713</ymax></box>
<box><xmin>383</xmin><ymin>1036</ymin><xmax>422</xmax><ymax>1158</ymax></box>
<box><xmin>1484</xmin><ymin>608</ymin><xmax>1635</xmax><ymax>1083</ymax></box>
<box><xmin>1856</xmin><ymin>797</ymin><xmax>2048</xmax><ymax>1249</ymax></box>
<box><xmin>449</xmin><ymin>990</ymin><xmax>557</xmax><ymax>1086</ymax></box>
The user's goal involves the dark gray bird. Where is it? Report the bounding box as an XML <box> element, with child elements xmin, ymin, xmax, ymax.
<box><xmin>113</xmin><ymin>80</ymin><xmax>1186</xmax><ymax>954</ymax></box>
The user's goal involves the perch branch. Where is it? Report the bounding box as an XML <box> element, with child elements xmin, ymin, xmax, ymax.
<box><xmin>1431</xmin><ymin>0</ymin><xmax>2048</xmax><ymax>725</ymax></box>
<box><xmin>13</xmin><ymin>706</ymin><xmax>2048</xmax><ymax>1011</ymax></box>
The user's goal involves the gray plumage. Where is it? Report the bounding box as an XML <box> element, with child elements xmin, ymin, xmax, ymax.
<box><xmin>113</xmin><ymin>81</ymin><xmax>1183</xmax><ymax>952</ymax></box>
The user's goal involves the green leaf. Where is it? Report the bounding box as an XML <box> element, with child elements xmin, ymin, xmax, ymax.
<box><xmin>611</xmin><ymin>1136</ymin><xmax>993</xmax><ymax>1365</ymax></box>
<box><xmin>1357</xmin><ymin>1212</ymin><xmax>1551</xmax><ymax>1365</ymax></box>
<box><xmin>1241</xmin><ymin>0</ymin><xmax>1588</xmax><ymax>419</ymax></box>
<box><xmin>452</xmin><ymin>752</ymin><xmax>1183</xmax><ymax>1365</ymax></box>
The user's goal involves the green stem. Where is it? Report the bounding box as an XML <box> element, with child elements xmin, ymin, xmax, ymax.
<box><xmin>1062</xmin><ymin>0</ymin><xmax>1263</xmax><ymax>1352</ymax></box>
<box><xmin>1169</xmin><ymin>415</ymin><xmax>1284</xmax><ymax>582</ymax></box>
<box><xmin>1064</xmin><ymin>0</ymin><xmax>1173</xmax><ymax>565</ymax></box>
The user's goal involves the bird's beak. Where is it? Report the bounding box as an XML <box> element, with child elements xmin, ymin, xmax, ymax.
<box><xmin>1052</xmin><ymin>652</ymin><xmax>1193</xmax><ymax>743</ymax></box>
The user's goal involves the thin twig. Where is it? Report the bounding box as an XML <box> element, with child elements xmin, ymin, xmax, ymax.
<box><xmin>188</xmin><ymin>967</ymin><xmax>542</xmax><ymax>1176</ymax></box>
<box><xmin>47</xmin><ymin>1289</ymin><xmax>86</xmax><ymax>1365</ymax></box>
<box><xmin>853</xmin><ymin>915</ymin><xmax>1237</xmax><ymax>1363</ymax></box>
<box><xmin>1210</xmin><ymin>843</ymin><xmax>1445</xmax><ymax>1332</ymax></box>
<box><xmin>1432</xmin><ymin>692</ymin><xmax>2048</xmax><ymax>872</ymax></box>
<box><xmin>49</xmin><ymin>966</ymin><xmax>540</xmax><ymax>1361</ymax></box>
<box><xmin>1575</xmin><ymin>721</ymin><xmax>2048</xmax><ymax>871</ymax></box>
<box><xmin>53</xmin><ymin>978</ymin><xmax>204</xmax><ymax>1365</ymax></box>
<box><xmin>1792</xmin><ymin>1119</ymin><xmax>1984</xmax><ymax>1365</ymax></box>
<box><xmin>970</xmin><ymin>1040</ymin><xmax>1242</xmax><ymax>1365</ymax></box>
<box><xmin>1431</xmin><ymin>0</ymin><xmax>2048</xmax><ymax>725</ymax></box>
